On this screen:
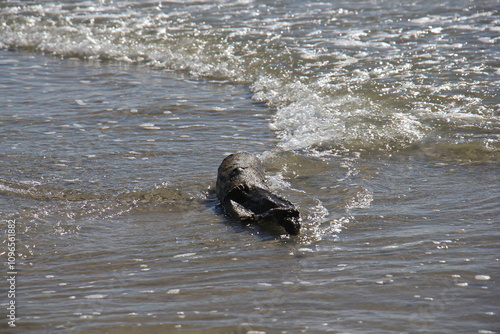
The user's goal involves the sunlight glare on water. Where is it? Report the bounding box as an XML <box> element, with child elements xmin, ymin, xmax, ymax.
<box><xmin>0</xmin><ymin>0</ymin><xmax>498</xmax><ymax>333</ymax></box>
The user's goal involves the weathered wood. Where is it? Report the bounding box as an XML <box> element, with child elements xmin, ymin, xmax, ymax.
<box><xmin>216</xmin><ymin>152</ymin><xmax>301</xmax><ymax>235</ymax></box>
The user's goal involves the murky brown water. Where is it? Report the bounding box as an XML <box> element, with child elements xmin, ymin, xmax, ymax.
<box><xmin>1</xmin><ymin>0</ymin><xmax>499</xmax><ymax>333</ymax></box>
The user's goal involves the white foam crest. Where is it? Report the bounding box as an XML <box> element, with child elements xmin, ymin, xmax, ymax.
<box><xmin>1</xmin><ymin>1</ymin><xmax>495</xmax><ymax>156</ymax></box>
<box><xmin>0</xmin><ymin>2</ymin><xmax>245</xmax><ymax>81</ymax></box>
<box><xmin>269</xmin><ymin>92</ymin><xmax>426</xmax><ymax>152</ymax></box>
<box><xmin>270</xmin><ymin>97</ymin><xmax>343</xmax><ymax>150</ymax></box>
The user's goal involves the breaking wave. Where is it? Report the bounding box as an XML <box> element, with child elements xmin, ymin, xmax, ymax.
<box><xmin>1</xmin><ymin>0</ymin><xmax>498</xmax><ymax>158</ymax></box>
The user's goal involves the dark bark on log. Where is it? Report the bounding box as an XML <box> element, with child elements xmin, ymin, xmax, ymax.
<box><xmin>216</xmin><ymin>152</ymin><xmax>301</xmax><ymax>235</ymax></box>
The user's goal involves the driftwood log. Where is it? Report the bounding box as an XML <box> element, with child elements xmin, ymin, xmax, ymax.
<box><xmin>216</xmin><ymin>152</ymin><xmax>301</xmax><ymax>235</ymax></box>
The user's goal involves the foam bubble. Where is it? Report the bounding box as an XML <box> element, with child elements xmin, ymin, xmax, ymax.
<box><xmin>173</xmin><ymin>252</ymin><xmax>196</xmax><ymax>258</ymax></box>
<box><xmin>84</xmin><ymin>294</ymin><xmax>107</xmax><ymax>299</ymax></box>
<box><xmin>139</xmin><ymin>123</ymin><xmax>161</xmax><ymax>130</ymax></box>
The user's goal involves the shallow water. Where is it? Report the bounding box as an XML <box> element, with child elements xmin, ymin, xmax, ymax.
<box><xmin>1</xmin><ymin>0</ymin><xmax>499</xmax><ymax>333</ymax></box>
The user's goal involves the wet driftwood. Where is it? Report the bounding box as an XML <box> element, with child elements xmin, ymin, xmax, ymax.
<box><xmin>216</xmin><ymin>152</ymin><xmax>301</xmax><ymax>235</ymax></box>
